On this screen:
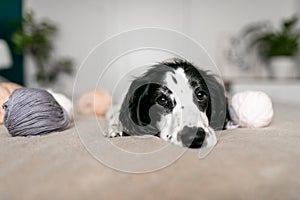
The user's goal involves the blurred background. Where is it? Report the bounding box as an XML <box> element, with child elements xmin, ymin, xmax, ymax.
<box><xmin>1</xmin><ymin>0</ymin><xmax>300</xmax><ymax>104</ymax></box>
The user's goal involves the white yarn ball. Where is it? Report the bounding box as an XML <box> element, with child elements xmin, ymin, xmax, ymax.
<box><xmin>229</xmin><ymin>91</ymin><xmax>273</xmax><ymax>128</ymax></box>
<box><xmin>47</xmin><ymin>90</ymin><xmax>74</xmax><ymax>122</ymax></box>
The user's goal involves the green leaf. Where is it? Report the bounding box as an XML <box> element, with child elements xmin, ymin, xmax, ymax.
<box><xmin>244</xmin><ymin>15</ymin><xmax>300</xmax><ymax>60</ymax></box>
<box><xmin>11</xmin><ymin>10</ymin><xmax>73</xmax><ymax>84</ymax></box>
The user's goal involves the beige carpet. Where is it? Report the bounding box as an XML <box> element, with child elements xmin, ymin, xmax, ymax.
<box><xmin>0</xmin><ymin>103</ymin><xmax>299</xmax><ymax>200</ymax></box>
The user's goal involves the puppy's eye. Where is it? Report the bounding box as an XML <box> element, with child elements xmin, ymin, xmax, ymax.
<box><xmin>156</xmin><ymin>95</ymin><xmax>168</xmax><ymax>106</ymax></box>
<box><xmin>195</xmin><ymin>88</ymin><xmax>207</xmax><ymax>102</ymax></box>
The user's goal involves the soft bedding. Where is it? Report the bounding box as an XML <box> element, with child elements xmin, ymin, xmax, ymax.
<box><xmin>0</xmin><ymin>102</ymin><xmax>299</xmax><ymax>199</ymax></box>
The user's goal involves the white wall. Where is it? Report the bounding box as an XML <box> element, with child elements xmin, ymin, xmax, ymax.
<box><xmin>23</xmin><ymin>0</ymin><xmax>297</xmax><ymax>98</ymax></box>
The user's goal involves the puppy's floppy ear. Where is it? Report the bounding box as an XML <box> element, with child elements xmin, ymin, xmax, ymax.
<box><xmin>119</xmin><ymin>79</ymin><xmax>160</xmax><ymax>136</ymax></box>
<box><xmin>203</xmin><ymin>73</ymin><xmax>228</xmax><ymax>130</ymax></box>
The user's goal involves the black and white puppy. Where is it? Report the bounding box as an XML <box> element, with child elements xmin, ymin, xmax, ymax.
<box><xmin>106</xmin><ymin>58</ymin><xmax>228</xmax><ymax>149</ymax></box>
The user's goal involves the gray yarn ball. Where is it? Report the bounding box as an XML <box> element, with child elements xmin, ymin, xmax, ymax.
<box><xmin>3</xmin><ymin>88</ymin><xmax>69</xmax><ymax>137</ymax></box>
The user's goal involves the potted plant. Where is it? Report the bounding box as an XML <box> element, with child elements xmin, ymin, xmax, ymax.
<box><xmin>242</xmin><ymin>15</ymin><xmax>300</xmax><ymax>78</ymax></box>
<box><xmin>11</xmin><ymin>11</ymin><xmax>73</xmax><ymax>86</ymax></box>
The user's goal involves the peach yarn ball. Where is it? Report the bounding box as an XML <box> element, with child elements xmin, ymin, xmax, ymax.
<box><xmin>0</xmin><ymin>83</ymin><xmax>22</xmax><ymax>124</ymax></box>
<box><xmin>77</xmin><ymin>89</ymin><xmax>111</xmax><ymax>116</ymax></box>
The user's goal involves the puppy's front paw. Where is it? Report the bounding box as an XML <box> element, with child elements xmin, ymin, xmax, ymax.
<box><xmin>203</xmin><ymin>127</ymin><xmax>217</xmax><ymax>148</ymax></box>
<box><xmin>105</xmin><ymin>124</ymin><xmax>123</xmax><ymax>138</ymax></box>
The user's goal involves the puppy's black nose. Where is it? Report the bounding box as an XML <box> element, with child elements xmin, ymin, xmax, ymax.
<box><xmin>180</xmin><ymin>126</ymin><xmax>206</xmax><ymax>148</ymax></box>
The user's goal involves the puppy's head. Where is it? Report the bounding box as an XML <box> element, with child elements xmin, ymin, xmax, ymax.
<box><xmin>119</xmin><ymin>59</ymin><xmax>226</xmax><ymax>148</ymax></box>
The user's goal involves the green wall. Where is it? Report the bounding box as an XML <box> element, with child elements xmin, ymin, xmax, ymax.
<box><xmin>0</xmin><ymin>0</ymin><xmax>23</xmax><ymax>85</ymax></box>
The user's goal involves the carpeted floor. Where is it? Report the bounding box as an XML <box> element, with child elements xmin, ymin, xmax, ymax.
<box><xmin>0</xmin><ymin>102</ymin><xmax>299</xmax><ymax>200</ymax></box>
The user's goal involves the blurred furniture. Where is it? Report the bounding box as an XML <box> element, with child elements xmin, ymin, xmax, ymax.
<box><xmin>0</xmin><ymin>39</ymin><xmax>12</xmax><ymax>82</ymax></box>
<box><xmin>0</xmin><ymin>39</ymin><xmax>12</xmax><ymax>70</ymax></box>
<box><xmin>227</xmin><ymin>78</ymin><xmax>300</xmax><ymax>105</ymax></box>
<box><xmin>0</xmin><ymin>0</ymin><xmax>24</xmax><ymax>85</ymax></box>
